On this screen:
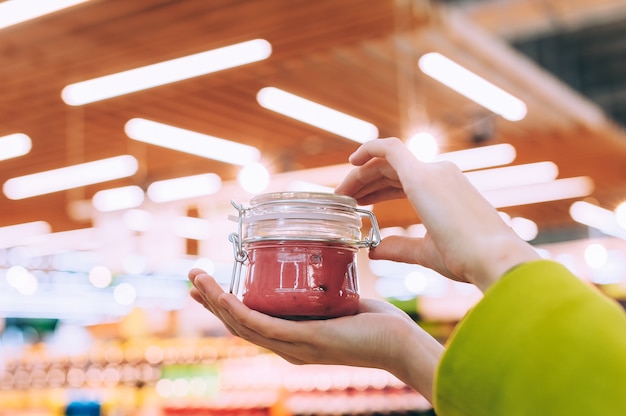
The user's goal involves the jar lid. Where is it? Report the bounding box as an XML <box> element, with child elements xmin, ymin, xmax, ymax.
<box><xmin>238</xmin><ymin>191</ymin><xmax>365</xmax><ymax>245</ymax></box>
<box><xmin>249</xmin><ymin>191</ymin><xmax>357</xmax><ymax>209</ymax></box>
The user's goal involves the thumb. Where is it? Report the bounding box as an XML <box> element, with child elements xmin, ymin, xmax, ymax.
<box><xmin>369</xmin><ymin>235</ymin><xmax>424</xmax><ymax>264</ymax></box>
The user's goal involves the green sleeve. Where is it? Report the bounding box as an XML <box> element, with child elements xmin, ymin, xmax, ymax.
<box><xmin>434</xmin><ymin>260</ymin><xmax>626</xmax><ymax>416</ymax></box>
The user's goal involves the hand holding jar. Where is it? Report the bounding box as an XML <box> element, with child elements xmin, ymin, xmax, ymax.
<box><xmin>188</xmin><ymin>136</ymin><xmax>538</xmax><ymax>403</ymax></box>
<box><xmin>334</xmin><ymin>137</ymin><xmax>540</xmax><ymax>292</ymax></box>
<box><xmin>188</xmin><ymin>267</ymin><xmax>442</xmax><ymax>402</ymax></box>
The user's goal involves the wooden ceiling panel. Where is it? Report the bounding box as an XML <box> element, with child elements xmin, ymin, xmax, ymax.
<box><xmin>1</xmin><ymin>0</ymin><xmax>626</xmax><ymax>242</ymax></box>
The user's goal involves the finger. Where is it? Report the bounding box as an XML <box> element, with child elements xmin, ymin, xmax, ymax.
<box><xmin>347</xmin><ymin>137</ymin><xmax>405</xmax><ymax>166</ymax></box>
<box><xmin>369</xmin><ymin>235</ymin><xmax>423</xmax><ymax>264</ymax></box>
<box><xmin>351</xmin><ymin>186</ymin><xmax>406</xmax><ymax>206</ymax></box>
<box><xmin>191</xmin><ymin>272</ymin><xmax>226</xmax><ymax>304</ymax></box>
<box><xmin>188</xmin><ymin>267</ymin><xmax>206</xmax><ymax>283</ymax></box>
<box><xmin>335</xmin><ymin>159</ymin><xmax>402</xmax><ymax>202</ymax></box>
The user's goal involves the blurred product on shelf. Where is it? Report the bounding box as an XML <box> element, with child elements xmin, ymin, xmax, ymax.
<box><xmin>0</xmin><ymin>336</ymin><xmax>433</xmax><ymax>416</ymax></box>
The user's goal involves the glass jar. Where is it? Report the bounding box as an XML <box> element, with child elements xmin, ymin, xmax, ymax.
<box><xmin>229</xmin><ymin>191</ymin><xmax>380</xmax><ymax>320</ymax></box>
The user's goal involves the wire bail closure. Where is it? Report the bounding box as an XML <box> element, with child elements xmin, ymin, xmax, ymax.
<box><xmin>229</xmin><ymin>200</ymin><xmax>248</xmax><ymax>294</ymax></box>
<box><xmin>228</xmin><ymin>198</ymin><xmax>381</xmax><ymax>295</ymax></box>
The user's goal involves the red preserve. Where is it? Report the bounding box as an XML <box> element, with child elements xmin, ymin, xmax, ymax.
<box><xmin>229</xmin><ymin>192</ymin><xmax>380</xmax><ymax>320</ymax></box>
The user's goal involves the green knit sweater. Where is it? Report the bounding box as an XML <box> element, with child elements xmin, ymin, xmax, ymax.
<box><xmin>434</xmin><ymin>260</ymin><xmax>626</xmax><ymax>415</ymax></box>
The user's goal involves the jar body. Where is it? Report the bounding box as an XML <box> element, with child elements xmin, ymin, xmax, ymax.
<box><xmin>242</xmin><ymin>241</ymin><xmax>359</xmax><ymax>319</ymax></box>
<box><xmin>230</xmin><ymin>192</ymin><xmax>379</xmax><ymax>320</ymax></box>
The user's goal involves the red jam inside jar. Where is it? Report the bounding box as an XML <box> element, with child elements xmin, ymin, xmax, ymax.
<box><xmin>242</xmin><ymin>241</ymin><xmax>359</xmax><ymax>319</ymax></box>
<box><xmin>230</xmin><ymin>191</ymin><xmax>379</xmax><ymax>320</ymax></box>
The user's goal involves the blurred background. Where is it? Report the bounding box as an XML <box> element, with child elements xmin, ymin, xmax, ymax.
<box><xmin>1</xmin><ymin>0</ymin><xmax>626</xmax><ymax>414</ymax></box>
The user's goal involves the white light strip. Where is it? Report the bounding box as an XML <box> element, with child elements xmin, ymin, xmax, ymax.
<box><xmin>0</xmin><ymin>133</ymin><xmax>32</xmax><ymax>161</ymax></box>
<box><xmin>62</xmin><ymin>39</ymin><xmax>272</xmax><ymax>105</ymax></box>
<box><xmin>570</xmin><ymin>201</ymin><xmax>626</xmax><ymax>239</ymax></box>
<box><xmin>0</xmin><ymin>0</ymin><xmax>89</xmax><ymax>30</ymax></box>
<box><xmin>172</xmin><ymin>217</ymin><xmax>211</xmax><ymax>240</ymax></box>
<box><xmin>286</xmin><ymin>180</ymin><xmax>334</xmax><ymax>193</ymax></box>
<box><xmin>125</xmin><ymin>118</ymin><xmax>260</xmax><ymax>166</ymax></box>
<box><xmin>418</xmin><ymin>52</ymin><xmax>527</xmax><ymax>121</ymax></box>
<box><xmin>481</xmin><ymin>176</ymin><xmax>594</xmax><ymax>208</ymax></box>
<box><xmin>0</xmin><ymin>221</ymin><xmax>51</xmax><ymax>248</ymax></box>
<box><xmin>465</xmin><ymin>161</ymin><xmax>558</xmax><ymax>192</ymax></box>
<box><xmin>437</xmin><ymin>143</ymin><xmax>516</xmax><ymax>171</ymax></box>
<box><xmin>3</xmin><ymin>155</ymin><xmax>138</xmax><ymax>200</ymax></box>
<box><xmin>13</xmin><ymin>228</ymin><xmax>99</xmax><ymax>256</ymax></box>
<box><xmin>148</xmin><ymin>173</ymin><xmax>222</xmax><ymax>203</ymax></box>
<box><xmin>257</xmin><ymin>87</ymin><xmax>379</xmax><ymax>143</ymax></box>
<box><xmin>93</xmin><ymin>186</ymin><xmax>145</xmax><ymax>212</ymax></box>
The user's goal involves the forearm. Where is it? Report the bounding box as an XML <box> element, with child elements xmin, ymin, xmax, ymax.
<box><xmin>385</xmin><ymin>320</ymin><xmax>444</xmax><ymax>404</ymax></box>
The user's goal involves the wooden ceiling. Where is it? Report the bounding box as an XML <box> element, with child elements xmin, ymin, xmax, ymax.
<box><xmin>2</xmin><ymin>0</ymin><xmax>626</xmax><ymax>239</ymax></box>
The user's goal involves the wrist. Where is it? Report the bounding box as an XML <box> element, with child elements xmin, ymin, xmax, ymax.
<box><xmin>470</xmin><ymin>237</ymin><xmax>541</xmax><ymax>293</ymax></box>
<box><xmin>387</xmin><ymin>321</ymin><xmax>443</xmax><ymax>403</ymax></box>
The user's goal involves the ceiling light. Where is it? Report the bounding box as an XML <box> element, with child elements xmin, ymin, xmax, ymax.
<box><xmin>615</xmin><ymin>202</ymin><xmax>626</xmax><ymax>229</ymax></box>
<box><xmin>123</xmin><ymin>209</ymin><xmax>154</xmax><ymax>232</ymax></box>
<box><xmin>238</xmin><ymin>163</ymin><xmax>270</xmax><ymax>194</ymax></box>
<box><xmin>510</xmin><ymin>217</ymin><xmax>539</xmax><ymax>241</ymax></box>
<box><xmin>3</xmin><ymin>155</ymin><xmax>138</xmax><ymax>200</ymax></box>
<box><xmin>0</xmin><ymin>0</ymin><xmax>89</xmax><ymax>30</ymax></box>
<box><xmin>584</xmin><ymin>243</ymin><xmax>608</xmax><ymax>269</ymax></box>
<box><xmin>113</xmin><ymin>283</ymin><xmax>137</xmax><ymax>305</ymax></box>
<box><xmin>437</xmin><ymin>143</ymin><xmax>516</xmax><ymax>171</ymax></box>
<box><xmin>407</xmin><ymin>132</ymin><xmax>439</xmax><ymax>161</ymax></box>
<box><xmin>88</xmin><ymin>266</ymin><xmax>113</xmax><ymax>288</ymax></box>
<box><xmin>172</xmin><ymin>217</ymin><xmax>211</xmax><ymax>240</ymax></box>
<box><xmin>125</xmin><ymin>118</ymin><xmax>260</xmax><ymax>166</ymax></box>
<box><xmin>286</xmin><ymin>180</ymin><xmax>334</xmax><ymax>193</ymax></box>
<box><xmin>570</xmin><ymin>201</ymin><xmax>626</xmax><ymax>239</ymax></box>
<box><xmin>0</xmin><ymin>133</ymin><xmax>32</xmax><ymax>161</ymax></box>
<box><xmin>20</xmin><ymin>228</ymin><xmax>99</xmax><ymax>256</ymax></box>
<box><xmin>482</xmin><ymin>176</ymin><xmax>594</xmax><ymax>208</ymax></box>
<box><xmin>62</xmin><ymin>39</ymin><xmax>271</xmax><ymax>105</ymax></box>
<box><xmin>465</xmin><ymin>161</ymin><xmax>558</xmax><ymax>192</ymax></box>
<box><xmin>92</xmin><ymin>186</ymin><xmax>145</xmax><ymax>212</ymax></box>
<box><xmin>0</xmin><ymin>221</ymin><xmax>51</xmax><ymax>249</ymax></box>
<box><xmin>256</xmin><ymin>87</ymin><xmax>379</xmax><ymax>143</ymax></box>
<box><xmin>6</xmin><ymin>266</ymin><xmax>38</xmax><ymax>296</ymax></box>
<box><xmin>418</xmin><ymin>52</ymin><xmax>527</xmax><ymax>121</ymax></box>
<box><xmin>147</xmin><ymin>173</ymin><xmax>222</xmax><ymax>203</ymax></box>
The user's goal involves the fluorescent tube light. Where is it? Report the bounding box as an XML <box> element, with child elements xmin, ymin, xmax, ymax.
<box><xmin>125</xmin><ymin>118</ymin><xmax>260</xmax><ymax>166</ymax></box>
<box><xmin>0</xmin><ymin>221</ymin><xmax>51</xmax><ymax>249</ymax></box>
<box><xmin>286</xmin><ymin>180</ymin><xmax>334</xmax><ymax>193</ymax></box>
<box><xmin>172</xmin><ymin>216</ymin><xmax>211</xmax><ymax>240</ymax></box>
<box><xmin>238</xmin><ymin>162</ymin><xmax>270</xmax><ymax>194</ymax></box>
<box><xmin>147</xmin><ymin>173</ymin><xmax>222</xmax><ymax>203</ymax></box>
<box><xmin>3</xmin><ymin>155</ymin><xmax>138</xmax><ymax>200</ymax></box>
<box><xmin>465</xmin><ymin>161</ymin><xmax>558</xmax><ymax>192</ymax></box>
<box><xmin>123</xmin><ymin>209</ymin><xmax>154</xmax><ymax>232</ymax></box>
<box><xmin>257</xmin><ymin>87</ymin><xmax>379</xmax><ymax>143</ymax></box>
<box><xmin>92</xmin><ymin>186</ymin><xmax>145</xmax><ymax>212</ymax></box>
<box><xmin>617</xmin><ymin>202</ymin><xmax>626</xmax><ymax>229</ymax></box>
<box><xmin>482</xmin><ymin>176</ymin><xmax>594</xmax><ymax>208</ymax></box>
<box><xmin>407</xmin><ymin>132</ymin><xmax>439</xmax><ymax>161</ymax></box>
<box><xmin>437</xmin><ymin>143</ymin><xmax>516</xmax><ymax>171</ymax></box>
<box><xmin>418</xmin><ymin>52</ymin><xmax>527</xmax><ymax>121</ymax></box>
<box><xmin>0</xmin><ymin>0</ymin><xmax>89</xmax><ymax>30</ymax></box>
<box><xmin>62</xmin><ymin>39</ymin><xmax>272</xmax><ymax>105</ymax></box>
<box><xmin>570</xmin><ymin>201</ymin><xmax>626</xmax><ymax>239</ymax></box>
<box><xmin>0</xmin><ymin>133</ymin><xmax>32</xmax><ymax>161</ymax></box>
<box><xmin>15</xmin><ymin>228</ymin><xmax>99</xmax><ymax>256</ymax></box>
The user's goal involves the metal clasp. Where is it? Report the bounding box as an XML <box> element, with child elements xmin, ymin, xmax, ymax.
<box><xmin>356</xmin><ymin>207</ymin><xmax>381</xmax><ymax>248</ymax></box>
<box><xmin>229</xmin><ymin>200</ymin><xmax>248</xmax><ymax>295</ymax></box>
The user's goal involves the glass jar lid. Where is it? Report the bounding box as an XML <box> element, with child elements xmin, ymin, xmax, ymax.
<box><xmin>240</xmin><ymin>191</ymin><xmax>364</xmax><ymax>245</ymax></box>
